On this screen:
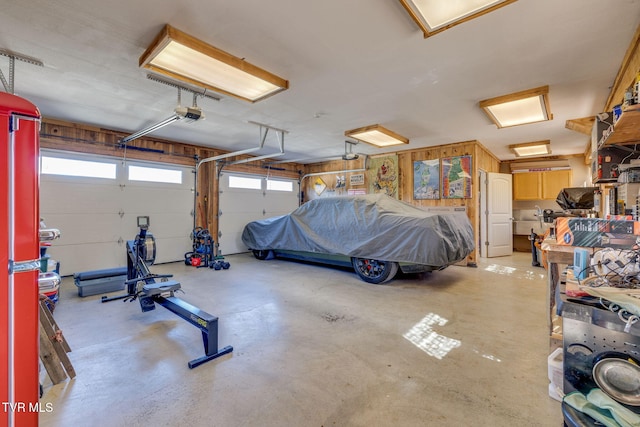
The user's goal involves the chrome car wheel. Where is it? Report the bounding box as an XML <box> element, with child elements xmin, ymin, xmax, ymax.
<box><xmin>351</xmin><ymin>258</ymin><xmax>399</xmax><ymax>284</ymax></box>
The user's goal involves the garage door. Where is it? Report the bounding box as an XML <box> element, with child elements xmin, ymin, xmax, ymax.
<box><xmin>40</xmin><ymin>150</ymin><xmax>194</xmax><ymax>275</ymax></box>
<box><xmin>218</xmin><ymin>172</ymin><xmax>299</xmax><ymax>255</ymax></box>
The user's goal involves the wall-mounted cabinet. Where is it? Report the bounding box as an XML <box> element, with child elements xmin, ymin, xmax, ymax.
<box><xmin>513</xmin><ymin>170</ymin><xmax>572</xmax><ymax>200</ymax></box>
<box><xmin>513</xmin><ymin>172</ymin><xmax>541</xmax><ymax>200</ymax></box>
<box><xmin>542</xmin><ymin>170</ymin><xmax>573</xmax><ymax>199</ymax></box>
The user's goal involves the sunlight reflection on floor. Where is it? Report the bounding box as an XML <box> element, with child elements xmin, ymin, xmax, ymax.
<box><xmin>472</xmin><ymin>348</ymin><xmax>502</xmax><ymax>362</ymax></box>
<box><xmin>484</xmin><ymin>264</ymin><xmax>545</xmax><ymax>280</ymax></box>
<box><xmin>403</xmin><ymin>313</ymin><xmax>460</xmax><ymax>359</ymax></box>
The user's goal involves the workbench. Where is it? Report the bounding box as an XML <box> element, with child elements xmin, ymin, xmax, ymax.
<box><xmin>540</xmin><ymin>240</ymin><xmax>597</xmax><ymax>339</ymax></box>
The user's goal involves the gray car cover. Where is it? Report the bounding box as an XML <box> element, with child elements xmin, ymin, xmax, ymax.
<box><xmin>241</xmin><ymin>194</ymin><xmax>475</xmax><ymax>267</ymax></box>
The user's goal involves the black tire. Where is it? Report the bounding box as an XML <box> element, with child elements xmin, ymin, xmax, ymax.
<box><xmin>351</xmin><ymin>258</ymin><xmax>399</xmax><ymax>284</ymax></box>
<box><xmin>252</xmin><ymin>250</ymin><xmax>271</xmax><ymax>260</ymax></box>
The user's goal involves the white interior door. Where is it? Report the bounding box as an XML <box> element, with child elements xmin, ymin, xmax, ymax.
<box><xmin>486</xmin><ymin>172</ymin><xmax>513</xmax><ymax>257</ymax></box>
<box><xmin>218</xmin><ymin>172</ymin><xmax>299</xmax><ymax>255</ymax></box>
<box><xmin>479</xmin><ymin>170</ymin><xmax>487</xmax><ymax>258</ymax></box>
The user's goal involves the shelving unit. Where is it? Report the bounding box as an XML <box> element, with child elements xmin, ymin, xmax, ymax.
<box><xmin>600</xmin><ymin>104</ymin><xmax>640</xmax><ymax>147</ymax></box>
<box><xmin>38</xmin><ymin>226</ymin><xmax>61</xmax><ymax>307</ymax></box>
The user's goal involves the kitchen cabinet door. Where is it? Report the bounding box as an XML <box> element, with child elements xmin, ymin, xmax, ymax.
<box><xmin>542</xmin><ymin>170</ymin><xmax>572</xmax><ymax>199</ymax></box>
<box><xmin>513</xmin><ymin>172</ymin><xmax>541</xmax><ymax>200</ymax></box>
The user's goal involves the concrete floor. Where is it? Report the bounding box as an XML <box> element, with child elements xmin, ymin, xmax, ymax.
<box><xmin>39</xmin><ymin>251</ymin><xmax>562</xmax><ymax>426</ymax></box>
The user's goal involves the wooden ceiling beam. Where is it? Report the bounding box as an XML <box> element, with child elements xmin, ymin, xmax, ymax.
<box><xmin>565</xmin><ymin>116</ymin><xmax>595</xmax><ymax>135</ymax></box>
<box><xmin>582</xmin><ymin>24</ymin><xmax>640</xmax><ymax>157</ymax></box>
<box><xmin>605</xmin><ymin>24</ymin><xmax>640</xmax><ymax>112</ymax></box>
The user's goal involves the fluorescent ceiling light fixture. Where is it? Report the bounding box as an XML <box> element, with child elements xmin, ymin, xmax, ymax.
<box><xmin>509</xmin><ymin>140</ymin><xmax>551</xmax><ymax>157</ymax></box>
<box><xmin>345</xmin><ymin>124</ymin><xmax>409</xmax><ymax>147</ymax></box>
<box><xmin>139</xmin><ymin>24</ymin><xmax>288</xmax><ymax>103</ymax></box>
<box><xmin>398</xmin><ymin>0</ymin><xmax>517</xmax><ymax>38</ymax></box>
<box><xmin>479</xmin><ymin>85</ymin><xmax>552</xmax><ymax>128</ymax></box>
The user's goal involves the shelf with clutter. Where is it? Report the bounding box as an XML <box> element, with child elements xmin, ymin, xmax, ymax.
<box><xmin>38</xmin><ymin>219</ymin><xmax>61</xmax><ymax>310</ymax></box>
<box><xmin>37</xmin><ymin>220</ymin><xmax>75</xmax><ymax>389</ymax></box>
<box><xmin>597</xmin><ymin>73</ymin><xmax>640</xmax><ymax>148</ymax></box>
<box><xmin>591</xmin><ymin>72</ymin><xmax>640</xmax><ymax>189</ymax></box>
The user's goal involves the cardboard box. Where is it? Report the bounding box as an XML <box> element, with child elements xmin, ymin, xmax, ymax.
<box><xmin>555</xmin><ymin>217</ymin><xmax>640</xmax><ymax>248</ymax></box>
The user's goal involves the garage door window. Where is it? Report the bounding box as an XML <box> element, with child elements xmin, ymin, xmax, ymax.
<box><xmin>266</xmin><ymin>179</ymin><xmax>293</xmax><ymax>192</ymax></box>
<box><xmin>40</xmin><ymin>156</ymin><xmax>116</xmax><ymax>179</ymax></box>
<box><xmin>229</xmin><ymin>175</ymin><xmax>262</xmax><ymax>190</ymax></box>
<box><xmin>128</xmin><ymin>165</ymin><xmax>182</xmax><ymax>184</ymax></box>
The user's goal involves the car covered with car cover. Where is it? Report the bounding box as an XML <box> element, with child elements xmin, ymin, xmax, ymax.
<box><xmin>241</xmin><ymin>194</ymin><xmax>474</xmax><ymax>284</ymax></box>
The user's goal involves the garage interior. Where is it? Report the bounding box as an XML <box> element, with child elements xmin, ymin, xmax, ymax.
<box><xmin>3</xmin><ymin>1</ymin><xmax>640</xmax><ymax>426</ymax></box>
<box><xmin>41</xmin><ymin>253</ymin><xmax>555</xmax><ymax>426</ymax></box>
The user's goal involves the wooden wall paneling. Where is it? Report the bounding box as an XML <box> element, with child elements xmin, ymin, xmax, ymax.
<box><xmin>397</xmin><ymin>152</ymin><xmax>412</xmax><ymax>201</ymax></box>
<box><xmin>605</xmin><ymin>24</ymin><xmax>640</xmax><ymax>112</ymax></box>
<box><xmin>196</xmin><ymin>159</ymin><xmax>211</xmax><ymax>233</ymax></box>
<box><xmin>301</xmin><ymin>157</ymin><xmax>368</xmax><ymax>200</ymax></box>
<box><xmin>208</xmin><ymin>160</ymin><xmax>218</xmax><ymax>243</ymax></box>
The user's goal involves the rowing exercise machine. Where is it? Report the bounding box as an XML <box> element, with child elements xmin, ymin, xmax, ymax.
<box><xmin>101</xmin><ymin>223</ymin><xmax>233</xmax><ymax>368</ymax></box>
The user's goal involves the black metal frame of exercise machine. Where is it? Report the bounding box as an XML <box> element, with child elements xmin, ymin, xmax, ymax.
<box><xmin>101</xmin><ymin>225</ymin><xmax>233</xmax><ymax>368</ymax></box>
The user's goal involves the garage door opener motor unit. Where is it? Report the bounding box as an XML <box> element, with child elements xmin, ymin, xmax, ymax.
<box><xmin>102</xmin><ymin>224</ymin><xmax>233</xmax><ymax>368</ymax></box>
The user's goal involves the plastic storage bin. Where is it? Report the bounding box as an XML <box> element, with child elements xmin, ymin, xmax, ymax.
<box><xmin>548</xmin><ymin>347</ymin><xmax>563</xmax><ymax>401</ymax></box>
<box><xmin>74</xmin><ymin>267</ymin><xmax>127</xmax><ymax>297</ymax></box>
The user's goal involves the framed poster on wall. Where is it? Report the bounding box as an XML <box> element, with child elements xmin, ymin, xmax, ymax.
<box><xmin>441</xmin><ymin>155</ymin><xmax>472</xmax><ymax>199</ymax></box>
<box><xmin>368</xmin><ymin>155</ymin><xmax>398</xmax><ymax>198</ymax></box>
<box><xmin>413</xmin><ymin>159</ymin><xmax>440</xmax><ymax>200</ymax></box>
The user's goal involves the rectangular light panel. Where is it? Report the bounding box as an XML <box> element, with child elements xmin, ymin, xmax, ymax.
<box><xmin>398</xmin><ymin>0</ymin><xmax>516</xmax><ymax>38</ymax></box>
<box><xmin>485</xmin><ymin>96</ymin><xmax>548</xmax><ymax>128</ymax></box>
<box><xmin>140</xmin><ymin>25</ymin><xmax>288</xmax><ymax>103</ymax></box>
<box><xmin>345</xmin><ymin>125</ymin><xmax>409</xmax><ymax>147</ymax></box>
<box><xmin>480</xmin><ymin>86</ymin><xmax>551</xmax><ymax>128</ymax></box>
<box><xmin>509</xmin><ymin>141</ymin><xmax>551</xmax><ymax>157</ymax></box>
<box><xmin>413</xmin><ymin>0</ymin><xmax>506</xmax><ymax>31</ymax></box>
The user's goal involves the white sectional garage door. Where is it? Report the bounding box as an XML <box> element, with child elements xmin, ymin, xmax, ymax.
<box><xmin>40</xmin><ymin>150</ymin><xmax>194</xmax><ymax>276</ymax></box>
<box><xmin>218</xmin><ymin>172</ymin><xmax>299</xmax><ymax>255</ymax></box>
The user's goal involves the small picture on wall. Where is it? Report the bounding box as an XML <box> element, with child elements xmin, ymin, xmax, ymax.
<box><xmin>314</xmin><ymin>177</ymin><xmax>327</xmax><ymax>195</ymax></box>
<box><xmin>349</xmin><ymin>173</ymin><xmax>365</xmax><ymax>186</ymax></box>
<box><xmin>413</xmin><ymin>159</ymin><xmax>440</xmax><ymax>200</ymax></box>
<box><xmin>441</xmin><ymin>155</ymin><xmax>472</xmax><ymax>199</ymax></box>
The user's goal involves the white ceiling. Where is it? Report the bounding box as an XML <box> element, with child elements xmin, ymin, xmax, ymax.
<box><xmin>1</xmin><ymin>0</ymin><xmax>639</xmax><ymax>163</ymax></box>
